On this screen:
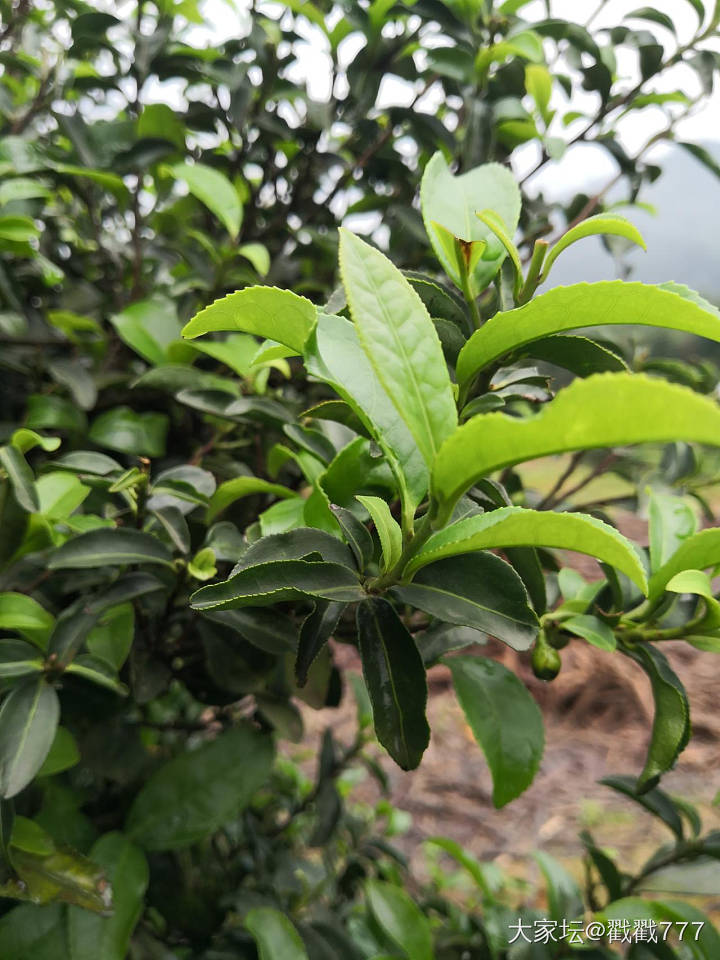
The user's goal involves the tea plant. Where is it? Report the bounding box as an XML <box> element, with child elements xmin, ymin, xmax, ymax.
<box><xmin>181</xmin><ymin>154</ymin><xmax>720</xmax><ymax>805</ymax></box>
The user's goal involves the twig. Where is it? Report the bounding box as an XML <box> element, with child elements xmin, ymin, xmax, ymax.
<box><xmin>537</xmin><ymin>451</ymin><xmax>585</xmax><ymax>509</ymax></box>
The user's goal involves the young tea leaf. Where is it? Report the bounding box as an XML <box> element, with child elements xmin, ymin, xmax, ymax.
<box><xmin>339</xmin><ymin>229</ymin><xmax>457</xmax><ymax>467</ymax></box>
<box><xmin>432</xmin><ymin>374</ymin><xmax>720</xmax><ymax>524</ymax></box>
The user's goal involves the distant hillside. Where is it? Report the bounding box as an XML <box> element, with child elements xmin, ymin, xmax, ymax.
<box><xmin>540</xmin><ymin>143</ymin><xmax>720</xmax><ymax>300</ymax></box>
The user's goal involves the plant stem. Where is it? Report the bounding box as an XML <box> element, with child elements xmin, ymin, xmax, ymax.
<box><xmin>518</xmin><ymin>240</ymin><xmax>548</xmax><ymax>304</ymax></box>
<box><xmin>368</xmin><ymin>511</ymin><xmax>435</xmax><ymax>592</ymax></box>
<box><xmin>459</xmin><ymin>259</ymin><xmax>482</xmax><ymax>330</ymax></box>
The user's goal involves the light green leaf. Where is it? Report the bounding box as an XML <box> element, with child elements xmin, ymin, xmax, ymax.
<box><xmin>432</xmin><ymin>374</ymin><xmax>720</xmax><ymax>525</ymax></box>
<box><xmin>206</xmin><ymin>475</ymin><xmax>298</xmax><ymax>523</ymax></box>
<box><xmin>447</xmin><ymin>655</ymin><xmax>544</xmax><ymax>806</ymax></box>
<box><xmin>126</xmin><ymin>724</ymin><xmax>274</xmax><ymax>849</ymax></box>
<box><xmin>238</xmin><ymin>242</ymin><xmax>270</xmax><ymax>276</ymax></box>
<box><xmin>476</xmin><ymin>208</ymin><xmax>523</xmax><ymax>298</ymax></box>
<box><xmin>542</xmin><ymin>215</ymin><xmax>646</xmax><ymax>281</ymax></box>
<box><xmin>169</xmin><ymin>162</ymin><xmax>242</xmax><ymax>238</ymax></box>
<box><xmin>0</xmin><ymin>215</ymin><xmax>40</xmax><ymax>242</ymax></box>
<box><xmin>0</xmin><ymin>446</ymin><xmax>38</xmax><ymax>513</ymax></box>
<box><xmin>36</xmin><ymin>472</ymin><xmax>89</xmax><ymax>520</ymax></box>
<box><xmin>188</xmin><ymin>547</ymin><xmax>217</xmax><ymax>581</ymax></box>
<box><xmin>68</xmin><ymin>833</ymin><xmax>148</xmax><ymax>960</ymax></box>
<box><xmin>356</xmin><ymin>495</ymin><xmax>401</xmax><ymax>573</ymax></box>
<box><xmin>245</xmin><ymin>908</ymin><xmax>309</xmax><ymax>960</ymax></box>
<box><xmin>0</xmin><ymin>679</ymin><xmax>60</xmax><ymax>798</ymax></box>
<box><xmin>339</xmin><ymin>229</ymin><xmax>457</xmax><ymax>467</ymax></box>
<box><xmin>356</xmin><ymin>598</ymin><xmax>429</xmax><ymax>771</ymax></box>
<box><xmin>110</xmin><ymin>297</ymin><xmax>182</xmax><ymax>366</ymax></box>
<box><xmin>649</xmin><ymin>528</ymin><xmax>720</xmax><ymax>600</ymax></box>
<box><xmin>10</xmin><ymin>430</ymin><xmax>60</xmax><ymax>454</ymax></box>
<box><xmin>563</xmin><ymin>614</ymin><xmax>616</xmax><ymax>651</ymax></box>
<box><xmin>137</xmin><ymin>102</ymin><xmax>185</xmax><ymax>149</ymax></box>
<box><xmin>182</xmin><ymin>286</ymin><xmax>315</xmax><ymax>352</ymax></box>
<box><xmin>404</xmin><ymin>505</ymin><xmax>647</xmax><ymax>593</ymax></box>
<box><xmin>190</xmin><ymin>559</ymin><xmax>365</xmax><ymax>610</ymax></box>
<box><xmin>420</xmin><ymin>152</ymin><xmax>521</xmax><ymax>293</ymax></box>
<box><xmin>305</xmin><ymin>314</ymin><xmax>428</xmax><ymax>525</ymax></box>
<box><xmin>184</xmin><ymin>332</ymin><xmax>259</xmax><ymax>377</ymax></box>
<box><xmin>0</xmin><ymin>593</ymin><xmax>54</xmax><ymax>649</ymax></box>
<box><xmin>365</xmin><ymin>879</ymin><xmax>433</xmax><ymax>960</ymax></box>
<box><xmin>48</xmin><ymin>528</ymin><xmax>174</xmax><ymax>570</ymax></box>
<box><xmin>457</xmin><ymin>281</ymin><xmax>720</xmax><ymax>385</ymax></box>
<box><xmin>648</xmin><ymin>491</ymin><xmax>697</xmax><ymax>572</ymax></box>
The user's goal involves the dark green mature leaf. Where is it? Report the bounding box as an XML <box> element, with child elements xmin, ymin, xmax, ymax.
<box><xmin>356</xmin><ymin>598</ymin><xmax>429</xmax><ymax>770</ymax></box>
<box><xmin>126</xmin><ymin>724</ymin><xmax>274</xmax><ymax>850</ymax></box>
<box><xmin>456</xmin><ymin>282</ymin><xmax>720</xmax><ymax>385</ymax></box>
<box><xmin>37</xmin><ymin>727</ymin><xmax>80</xmax><ymax>777</ymax></box>
<box><xmin>394</xmin><ymin>553</ymin><xmax>538</xmax><ymax>651</ymax></box>
<box><xmin>89</xmin><ymin>407</ymin><xmax>168</xmax><ymax>458</ymax></box>
<box><xmin>235</xmin><ymin>528</ymin><xmax>355</xmax><ymax>570</ymax></box>
<box><xmin>535</xmin><ymin>851</ymin><xmax>584</xmax><ymax>922</ymax></box>
<box><xmin>296</xmin><ymin>601</ymin><xmax>345</xmax><ymax>687</ymax></box>
<box><xmin>624</xmin><ymin>644</ymin><xmax>690</xmax><ymax>791</ymax></box>
<box><xmin>68</xmin><ymin>833</ymin><xmax>148</xmax><ymax>960</ymax></box>
<box><xmin>182</xmin><ymin>286</ymin><xmax>316</xmax><ymax>352</ymax></box>
<box><xmin>432</xmin><ymin>374</ymin><xmax>720</xmax><ymax>524</ymax></box>
<box><xmin>420</xmin><ymin>152</ymin><xmax>521</xmax><ymax>293</ymax></box>
<box><xmin>66</xmin><ymin>656</ymin><xmax>128</xmax><ymax>696</ymax></box>
<box><xmin>447</xmin><ymin>656</ymin><xmax>544</xmax><ymax>806</ymax></box>
<box><xmin>47</xmin><ymin>600</ymin><xmax>101</xmax><ymax>665</ymax></box>
<box><xmin>305</xmin><ymin>313</ymin><xmax>428</xmax><ymax>524</ymax></box>
<box><xmin>0</xmin><ymin>640</ymin><xmax>43</xmax><ymax>678</ymax></box>
<box><xmin>334</xmin><ymin>507</ymin><xmax>374</xmax><ymax>570</ymax></box>
<box><xmin>519</xmin><ymin>334</ymin><xmax>627</xmax><ymax>375</ymax></box>
<box><xmin>245</xmin><ymin>908</ymin><xmax>309</xmax><ymax>960</ymax></box>
<box><xmin>201</xmin><ymin>608</ymin><xmax>297</xmax><ymax>654</ymax></box>
<box><xmin>191</xmin><ymin>560</ymin><xmax>364</xmax><ymax>611</ymax></box>
<box><xmin>405</xmin><ymin>505</ymin><xmax>647</xmax><ymax>592</ymax></box>
<box><xmin>0</xmin><ymin>446</ymin><xmax>38</xmax><ymax>513</ymax></box>
<box><xmin>601</xmin><ymin>775</ymin><xmax>685</xmax><ymax>838</ymax></box>
<box><xmin>48</xmin><ymin>528</ymin><xmax>174</xmax><ymax>570</ymax></box>
<box><xmin>365</xmin><ymin>879</ymin><xmax>433</xmax><ymax>960</ymax></box>
<box><xmin>0</xmin><ymin>903</ymin><xmax>65</xmax><ymax>957</ymax></box>
<box><xmin>339</xmin><ymin>229</ymin><xmax>457</xmax><ymax>468</ymax></box>
<box><xmin>0</xmin><ymin>679</ymin><xmax>60</xmax><ymax>798</ymax></box>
